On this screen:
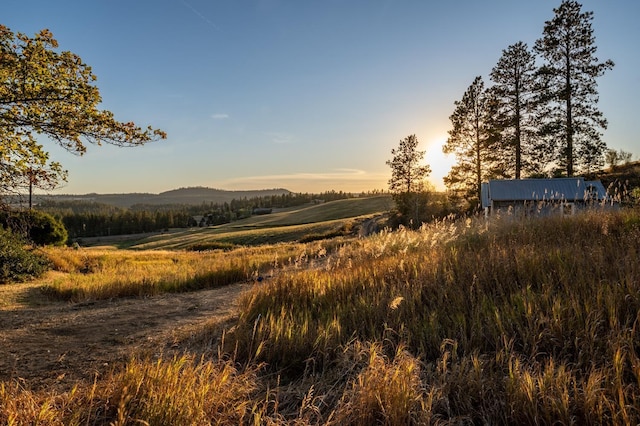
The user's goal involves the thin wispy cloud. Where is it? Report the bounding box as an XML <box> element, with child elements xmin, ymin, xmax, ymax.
<box><xmin>211</xmin><ymin>113</ymin><xmax>229</xmax><ymax>120</ymax></box>
<box><xmin>181</xmin><ymin>0</ymin><xmax>222</xmax><ymax>32</ymax></box>
<box><xmin>265</xmin><ymin>132</ymin><xmax>294</xmax><ymax>145</ymax></box>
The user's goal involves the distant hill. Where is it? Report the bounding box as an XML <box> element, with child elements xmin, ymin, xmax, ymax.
<box><xmin>29</xmin><ymin>187</ymin><xmax>291</xmax><ymax>208</ymax></box>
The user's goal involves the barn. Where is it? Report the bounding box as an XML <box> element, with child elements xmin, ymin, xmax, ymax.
<box><xmin>481</xmin><ymin>177</ymin><xmax>609</xmax><ymax>217</ymax></box>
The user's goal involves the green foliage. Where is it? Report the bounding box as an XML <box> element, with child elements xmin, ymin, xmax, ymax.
<box><xmin>534</xmin><ymin>0</ymin><xmax>614</xmax><ymax>176</ymax></box>
<box><xmin>490</xmin><ymin>41</ymin><xmax>540</xmax><ymax>178</ymax></box>
<box><xmin>447</xmin><ymin>1</ymin><xmax>616</xmax><ymax>207</ymax></box>
<box><xmin>0</xmin><ymin>210</ymin><xmax>67</xmax><ymax>246</ymax></box>
<box><xmin>0</xmin><ymin>227</ymin><xmax>50</xmax><ymax>283</ymax></box>
<box><xmin>606</xmin><ymin>148</ymin><xmax>634</xmax><ymax>169</ymax></box>
<box><xmin>390</xmin><ymin>191</ymin><xmax>453</xmax><ymax>228</ymax></box>
<box><xmin>386</xmin><ymin>134</ymin><xmax>436</xmax><ymax>225</ymax></box>
<box><xmin>443</xmin><ymin>76</ymin><xmax>503</xmax><ymax>205</ymax></box>
<box><xmin>386</xmin><ymin>134</ymin><xmax>431</xmax><ymax>194</ymax></box>
<box><xmin>0</xmin><ymin>25</ymin><xmax>165</xmax><ymax>194</ymax></box>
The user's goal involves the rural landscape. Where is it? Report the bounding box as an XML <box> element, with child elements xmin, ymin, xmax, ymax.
<box><xmin>2</xmin><ymin>1</ymin><xmax>640</xmax><ymax>425</ymax></box>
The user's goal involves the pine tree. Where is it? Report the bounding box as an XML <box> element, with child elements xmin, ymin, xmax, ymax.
<box><xmin>490</xmin><ymin>41</ymin><xmax>539</xmax><ymax>178</ymax></box>
<box><xmin>534</xmin><ymin>0</ymin><xmax>613</xmax><ymax>176</ymax></box>
<box><xmin>386</xmin><ymin>134</ymin><xmax>431</xmax><ymax>225</ymax></box>
<box><xmin>386</xmin><ymin>134</ymin><xmax>430</xmax><ymax>194</ymax></box>
<box><xmin>443</xmin><ymin>77</ymin><xmax>502</xmax><ymax>206</ymax></box>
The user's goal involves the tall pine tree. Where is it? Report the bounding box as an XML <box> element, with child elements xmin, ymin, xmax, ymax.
<box><xmin>534</xmin><ymin>0</ymin><xmax>613</xmax><ymax>176</ymax></box>
<box><xmin>443</xmin><ymin>76</ymin><xmax>502</xmax><ymax>207</ymax></box>
<box><xmin>490</xmin><ymin>41</ymin><xmax>540</xmax><ymax>179</ymax></box>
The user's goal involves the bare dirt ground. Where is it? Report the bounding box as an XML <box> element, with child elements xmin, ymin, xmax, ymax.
<box><xmin>0</xmin><ymin>275</ymin><xmax>252</xmax><ymax>390</ymax></box>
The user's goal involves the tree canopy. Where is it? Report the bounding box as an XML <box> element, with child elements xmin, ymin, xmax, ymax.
<box><xmin>490</xmin><ymin>41</ymin><xmax>540</xmax><ymax>179</ymax></box>
<box><xmin>534</xmin><ymin>0</ymin><xmax>613</xmax><ymax>176</ymax></box>
<box><xmin>386</xmin><ymin>134</ymin><xmax>431</xmax><ymax>195</ymax></box>
<box><xmin>443</xmin><ymin>1</ymin><xmax>614</xmax><ymax>206</ymax></box>
<box><xmin>386</xmin><ymin>134</ymin><xmax>433</xmax><ymax>225</ymax></box>
<box><xmin>443</xmin><ymin>76</ymin><xmax>502</xmax><ymax>206</ymax></box>
<box><xmin>0</xmin><ymin>25</ymin><xmax>166</xmax><ymax>195</ymax></box>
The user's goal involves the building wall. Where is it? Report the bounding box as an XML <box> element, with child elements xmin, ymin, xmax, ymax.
<box><xmin>488</xmin><ymin>199</ymin><xmax>617</xmax><ymax>218</ymax></box>
<box><xmin>490</xmin><ymin>201</ymin><xmax>582</xmax><ymax>218</ymax></box>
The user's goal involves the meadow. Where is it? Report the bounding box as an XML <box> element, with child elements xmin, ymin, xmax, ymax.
<box><xmin>76</xmin><ymin>194</ymin><xmax>392</xmax><ymax>250</ymax></box>
<box><xmin>1</xmin><ymin>207</ymin><xmax>640</xmax><ymax>424</ymax></box>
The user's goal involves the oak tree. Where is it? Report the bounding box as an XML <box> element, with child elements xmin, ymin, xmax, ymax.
<box><xmin>0</xmin><ymin>25</ymin><xmax>166</xmax><ymax>197</ymax></box>
<box><xmin>534</xmin><ymin>0</ymin><xmax>613</xmax><ymax>176</ymax></box>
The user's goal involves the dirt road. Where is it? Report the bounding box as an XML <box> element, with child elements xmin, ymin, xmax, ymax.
<box><xmin>0</xmin><ymin>278</ymin><xmax>252</xmax><ymax>390</ymax></box>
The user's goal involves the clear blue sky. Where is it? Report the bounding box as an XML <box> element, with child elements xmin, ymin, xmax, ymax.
<box><xmin>5</xmin><ymin>0</ymin><xmax>639</xmax><ymax>194</ymax></box>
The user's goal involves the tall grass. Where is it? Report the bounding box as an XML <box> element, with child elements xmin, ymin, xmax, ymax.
<box><xmin>230</xmin><ymin>208</ymin><xmax>640</xmax><ymax>422</ymax></box>
<box><xmin>0</xmin><ymin>355</ymin><xmax>261</xmax><ymax>425</ymax></box>
<box><xmin>39</xmin><ymin>241</ymin><xmax>336</xmax><ymax>301</ymax></box>
<box><xmin>3</xmin><ymin>208</ymin><xmax>640</xmax><ymax>424</ymax></box>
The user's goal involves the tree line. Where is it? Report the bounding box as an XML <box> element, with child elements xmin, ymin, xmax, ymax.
<box><xmin>37</xmin><ymin>190</ymin><xmax>368</xmax><ymax>240</ymax></box>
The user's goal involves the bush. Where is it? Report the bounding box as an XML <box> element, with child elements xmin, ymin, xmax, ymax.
<box><xmin>391</xmin><ymin>191</ymin><xmax>456</xmax><ymax>228</ymax></box>
<box><xmin>0</xmin><ymin>227</ymin><xmax>50</xmax><ymax>283</ymax></box>
<box><xmin>0</xmin><ymin>210</ymin><xmax>67</xmax><ymax>246</ymax></box>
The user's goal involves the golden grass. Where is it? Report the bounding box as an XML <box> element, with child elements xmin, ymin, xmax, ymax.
<box><xmin>3</xmin><ymin>207</ymin><xmax>640</xmax><ymax>424</ymax></box>
<box><xmin>0</xmin><ymin>355</ymin><xmax>261</xmax><ymax>425</ymax></box>
<box><xmin>39</xmin><ymin>241</ymin><xmax>336</xmax><ymax>302</ymax></box>
<box><xmin>229</xmin><ymin>208</ymin><xmax>640</xmax><ymax>422</ymax></box>
<box><xmin>330</xmin><ymin>343</ymin><xmax>428</xmax><ymax>425</ymax></box>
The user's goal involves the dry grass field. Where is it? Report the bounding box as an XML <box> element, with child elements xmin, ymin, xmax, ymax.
<box><xmin>2</xmin><ymin>207</ymin><xmax>640</xmax><ymax>424</ymax></box>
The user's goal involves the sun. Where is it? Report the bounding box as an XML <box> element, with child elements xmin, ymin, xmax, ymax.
<box><xmin>424</xmin><ymin>135</ymin><xmax>455</xmax><ymax>191</ymax></box>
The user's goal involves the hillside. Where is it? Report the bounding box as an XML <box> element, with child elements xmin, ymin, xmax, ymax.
<box><xmin>586</xmin><ymin>160</ymin><xmax>640</xmax><ymax>192</ymax></box>
<box><xmin>29</xmin><ymin>187</ymin><xmax>291</xmax><ymax>208</ymax></box>
<box><xmin>86</xmin><ymin>195</ymin><xmax>393</xmax><ymax>249</ymax></box>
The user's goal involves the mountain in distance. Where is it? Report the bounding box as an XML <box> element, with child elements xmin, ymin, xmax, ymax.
<box><xmin>32</xmin><ymin>187</ymin><xmax>292</xmax><ymax>208</ymax></box>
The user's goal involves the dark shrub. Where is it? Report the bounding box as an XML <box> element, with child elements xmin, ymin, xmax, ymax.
<box><xmin>0</xmin><ymin>210</ymin><xmax>67</xmax><ymax>246</ymax></box>
<box><xmin>0</xmin><ymin>227</ymin><xmax>50</xmax><ymax>283</ymax></box>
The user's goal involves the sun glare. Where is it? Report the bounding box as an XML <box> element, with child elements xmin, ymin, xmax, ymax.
<box><xmin>424</xmin><ymin>135</ymin><xmax>455</xmax><ymax>191</ymax></box>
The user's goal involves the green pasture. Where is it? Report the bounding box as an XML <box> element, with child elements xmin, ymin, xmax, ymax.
<box><xmin>86</xmin><ymin>195</ymin><xmax>392</xmax><ymax>250</ymax></box>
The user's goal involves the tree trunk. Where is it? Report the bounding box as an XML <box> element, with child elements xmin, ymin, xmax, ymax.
<box><xmin>565</xmin><ymin>50</ymin><xmax>574</xmax><ymax>176</ymax></box>
<box><xmin>515</xmin><ymin>78</ymin><xmax>522</xmax><ymax>179</ymax></box>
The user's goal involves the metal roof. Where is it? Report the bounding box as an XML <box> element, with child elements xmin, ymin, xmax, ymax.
<box><xmin>481</xmin><ymin>178</ymin><xmax>607</xmax><ymax>208</ymax></box>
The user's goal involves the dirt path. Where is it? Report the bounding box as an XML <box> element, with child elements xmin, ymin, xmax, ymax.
<box><xmin>0</xmin><ymin>279</ymin><xmax>253</xmax><ymax>390</ymax></box>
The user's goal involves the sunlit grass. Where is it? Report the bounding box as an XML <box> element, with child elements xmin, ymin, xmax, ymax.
<box><xmin>0</xmin><ymin>355</ymin><xmax>261</xmax><ymax>425</ymax></box>
<box><xmin>39</xmin><ymin>241</ymin><xmax>339</xmax><ymax>302</ymax></box>
<box><xmin>3</xmin><ymin>207</ymin><xmax>640</xmax><ymax>423</ymax></box>
<box><xmin>117</xmin><ymin>195</ymin><xmax>391</xmax><ymax>251</ymax></box>
<box><xmin>229</xmin><ymin>208</ymin><xmax>640</xmax><ymax>421</ymax></box>
<box><xmin>128</xmin><ymin>218</ymin><xmax>357</xmax><ymax>250</ymax></box>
